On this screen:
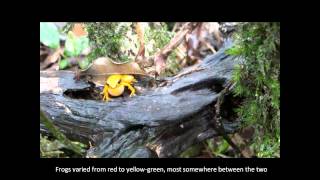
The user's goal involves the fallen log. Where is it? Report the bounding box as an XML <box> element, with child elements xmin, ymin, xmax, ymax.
<box><xmin>40</xmin><ymin>41</ymin><xmax>241</xmax><ymax>158</ymax></box>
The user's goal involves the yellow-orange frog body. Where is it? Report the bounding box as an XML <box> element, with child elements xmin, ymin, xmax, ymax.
<box><xmin>78</xmin><ymin>57</ymin><xmax>150</xmax><ymax>102</ymax></box>
<box><xmin>102</xmin><ymin>74</ymin><xmax>137</xmax><ymax>101</ymax></box>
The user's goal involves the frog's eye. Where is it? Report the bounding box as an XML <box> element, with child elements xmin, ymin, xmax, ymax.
<box><xmin>107</xmin><ymin>74</ymin><xmax>122</xmax><ymax>88</ymax></box>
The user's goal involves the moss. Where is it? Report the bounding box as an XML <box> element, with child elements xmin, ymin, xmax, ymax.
<box><xmin>84</xmin><ymin>22</ymin><xmax>138</xmax><ymax>63</ymax></box>
<box><xmin>226</xmin><ymin>22</ymin><xmax>280</xmax><ymax>157</ymax></box>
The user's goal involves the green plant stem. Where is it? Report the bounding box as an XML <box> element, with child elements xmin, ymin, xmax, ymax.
<box><xmin>40</xmin><ymin>109</ymin><xmax>84</xmax><ymax>155</ymax></box>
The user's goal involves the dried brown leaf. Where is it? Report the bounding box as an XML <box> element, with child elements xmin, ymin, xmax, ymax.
<box><xmin>40</xmin><ymin>47</ymin><xmax>63</xmax><ymax>70</ymax></box>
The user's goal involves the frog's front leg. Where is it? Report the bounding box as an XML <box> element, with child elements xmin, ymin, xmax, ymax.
<box><xmin>120</xmin><ymin>82</ymin><xmax>136</xmax><ymax>97</ymax></box>
<box><xmin>102</xmin><ymin>85</ymin><xmax>111</xmax><ymax>101</ymax></box>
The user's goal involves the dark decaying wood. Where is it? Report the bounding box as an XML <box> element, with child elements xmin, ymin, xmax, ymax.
<box><xmin>40</xmin><ymin>41</ymin><xmax>241</xmax><ymax>158</ymax></box>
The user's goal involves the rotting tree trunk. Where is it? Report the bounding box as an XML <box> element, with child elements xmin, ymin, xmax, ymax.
<box><xmin>40</xmin><ymin>41</ymin><xmax>241</xmax><ymax>158</ymax></box>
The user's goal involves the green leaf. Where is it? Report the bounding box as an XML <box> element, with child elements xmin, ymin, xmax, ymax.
<box><xmin>59</xmin><ymin>59</ymin><xmax>70</xmax><ymax>70</ymax></box>
<box><xmin>216</xmin><ymin>139</ymin><xmax>230</xmax><ymax>154</ymax></box>
<box><xmin>78</xmin><ymin>58</ymin><xmax>90</xmax><ymax>70</ymax></box>
<box><xmin>79</xmin><ymin>36</ymin><xmax>89</xmax><ymax>51</ymax></box>
<box><xmin>40</xmin><ymin>22</ymin><xmax>60</xmax><ymax>49</ymax></box>
<box><xmin>64</xmin><ymin>32</ymin><xmax>77</xmax><ymax>57</ymax></box>
<box><xmin>64</xmin><ymin>31</ymin><xmax>89</xmax><ymax>57</ymax></box>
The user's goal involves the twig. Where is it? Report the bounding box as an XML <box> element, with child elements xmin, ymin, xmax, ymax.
<box><xmin>137</xmin><ymin>22</ymin><xmax>199</xmax><ymax>75</ymax></box>
<box><xmin>212</xmin><ymin>82</ymin><xmax>244</xmax><ymax>157</ymax></box>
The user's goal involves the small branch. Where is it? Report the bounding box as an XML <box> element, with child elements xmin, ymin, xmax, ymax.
<box><xmin>156</xmin><ymin>23</ymin><xmax>197</xmax><ymax>58</ymax></box>
<box><xmin>136</xmin><ymin>23</ymin><xmax>199</xmax><ymax>75</ymax></box>
<box><xmin>213</xmin><ymin>82</ymin><xmax>244</xmax><ymax>157</ymax></box>
<box><xmin>135</xmin><ymin>22</ymin><xmax>145</xmax><ymax>60</ymax></box>
<box><xmin>154</xmin><ymin>23</ymin><xmax>198</xmax><ymax>75</ymax></box>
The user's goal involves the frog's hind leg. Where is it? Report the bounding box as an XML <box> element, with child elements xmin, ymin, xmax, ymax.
<box><xmin>120</xmin><ymin>82</ymin><xmax>136</xmax><ymax>97</ymax></box>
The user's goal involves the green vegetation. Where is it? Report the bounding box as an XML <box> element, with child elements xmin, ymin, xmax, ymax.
<box><xmin>144</xmin><ymin>23</ymin><xmax>174</xmax><ymax>55</ymax></box>
<box><xmin>85</xmin><ymin>22</ymin><xmax>137</xmax><ymax>63</ymax></box>
<box><xmin>40</xmin><ymin>134</ymin><xmax>66</xmax><ymax>158</ymax></box>
<box><xmin>226</xmin><ymin>22</ymin><xmax>280</xmax><ymax>157</ymax></box>
<box><xmin>40</xmin><ymin>22</ymin><xmax>60</xmax><ymax>49</ymax></box>
<box><xmin>206</xmin><ymin>138</ymin><xmax>230</xmax><ymax>158</ymax></box>
<box><xmin>40</xmin><ymin>110</ymin><xmax>87</xmax><ymax>157</ymax></box>
<box><xmin>143</xmin><ymin>23</ymin><xmax>180</xmax><ymax>76</ymax></box>
<box><xmin>59</xmin><ymin>31</ymin><xmax>90</xmax><ymax>70</ymax></box>
<box><xmin>40</xmin><ymin>22</ymin><xmax>90</xmax><ymax>70</ymax></box>
<box><xmin>64</xmin><ymin>31</ymin><xmax>89</xmax><ymax>57</ymax></box>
